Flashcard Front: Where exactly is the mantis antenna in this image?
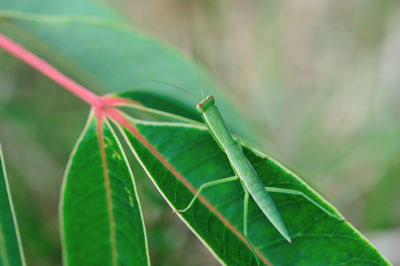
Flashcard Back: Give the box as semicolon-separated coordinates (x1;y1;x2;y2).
147;79;200;102
192;47;206;99
195;59;205;98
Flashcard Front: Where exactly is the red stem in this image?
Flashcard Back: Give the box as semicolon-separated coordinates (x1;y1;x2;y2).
0;33;101;107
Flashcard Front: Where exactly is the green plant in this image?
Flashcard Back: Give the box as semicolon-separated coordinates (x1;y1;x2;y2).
0;2;391;265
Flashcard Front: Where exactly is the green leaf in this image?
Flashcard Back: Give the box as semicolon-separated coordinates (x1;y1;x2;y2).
0;0;122;20
60;113;149;265
116;113;389;265
0;143;26;266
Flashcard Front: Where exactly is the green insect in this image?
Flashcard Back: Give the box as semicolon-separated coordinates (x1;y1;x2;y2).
174;94;342;250
147;79;341;263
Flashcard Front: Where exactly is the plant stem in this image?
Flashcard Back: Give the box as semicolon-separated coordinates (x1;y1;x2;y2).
0;33;101;107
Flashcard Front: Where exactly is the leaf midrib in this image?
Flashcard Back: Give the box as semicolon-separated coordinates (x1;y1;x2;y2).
96;116;117;266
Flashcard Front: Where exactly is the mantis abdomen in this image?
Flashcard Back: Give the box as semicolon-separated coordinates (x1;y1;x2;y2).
226;143;291;242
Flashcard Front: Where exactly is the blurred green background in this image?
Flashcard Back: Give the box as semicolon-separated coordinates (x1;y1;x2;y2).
1;0;399;265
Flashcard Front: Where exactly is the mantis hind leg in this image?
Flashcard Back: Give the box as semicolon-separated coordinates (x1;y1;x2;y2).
243;189;260;266
265;187;343;220
174;176;239;213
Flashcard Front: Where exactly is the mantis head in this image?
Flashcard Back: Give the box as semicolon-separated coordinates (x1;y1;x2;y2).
196;95;215;114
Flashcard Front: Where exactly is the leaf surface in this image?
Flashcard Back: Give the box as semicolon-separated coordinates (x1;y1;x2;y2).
115;111;390;265
60;113;149;265
0;143;25;266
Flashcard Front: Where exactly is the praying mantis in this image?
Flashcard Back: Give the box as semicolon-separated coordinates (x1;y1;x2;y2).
171;93;342;252
142;79;342;264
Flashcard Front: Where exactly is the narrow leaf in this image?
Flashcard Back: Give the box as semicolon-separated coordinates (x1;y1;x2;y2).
116;115;389;265
60;113;149;265
0;143;26;266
